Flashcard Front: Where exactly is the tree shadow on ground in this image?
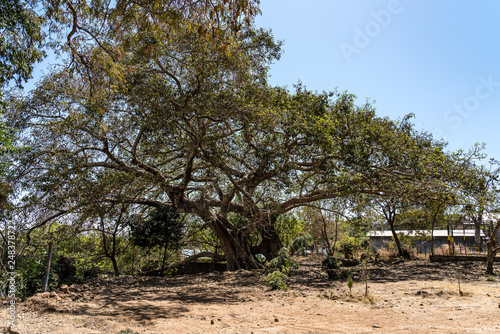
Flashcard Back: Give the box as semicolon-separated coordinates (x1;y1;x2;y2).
342;260;486;283
287;259;489;287
23;257;492;323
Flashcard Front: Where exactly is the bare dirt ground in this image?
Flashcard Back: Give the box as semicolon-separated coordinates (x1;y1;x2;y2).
3;257;500;334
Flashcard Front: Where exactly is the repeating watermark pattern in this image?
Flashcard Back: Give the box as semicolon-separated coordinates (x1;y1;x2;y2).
340;0;405;63
433;74;500;141
4;215;17;329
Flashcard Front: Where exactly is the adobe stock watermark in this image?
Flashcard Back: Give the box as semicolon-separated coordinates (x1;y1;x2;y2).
443;75;499;129
432;75;499;141
2;214;18;330
340;0;406;63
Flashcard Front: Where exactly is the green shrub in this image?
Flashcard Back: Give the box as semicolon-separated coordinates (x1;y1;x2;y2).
322;256;340;270
326;267;350;280
342;243;354;259
264;270;289;290
339;268;350;280
266;248;298;275
15;248;59;298
117;330;140;334
289;234;313;255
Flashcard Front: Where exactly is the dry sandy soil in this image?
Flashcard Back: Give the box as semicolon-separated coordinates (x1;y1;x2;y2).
3;257;500;334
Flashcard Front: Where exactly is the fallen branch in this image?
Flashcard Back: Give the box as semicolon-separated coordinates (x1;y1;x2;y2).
166;252;225;272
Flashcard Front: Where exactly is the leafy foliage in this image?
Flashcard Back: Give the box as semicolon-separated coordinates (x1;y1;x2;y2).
265;247;298;275
326;267;350;281
129;206;184;251
264;270;288;291
321;256;340;270
275;213;305;247
289;234;313;256
347;275;353;297
4;0;495;274
116;330;140;334
15;253;55;298
0;0;45;87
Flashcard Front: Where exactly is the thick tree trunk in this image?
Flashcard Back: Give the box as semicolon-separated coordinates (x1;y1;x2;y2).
251;221;284;260
210;220;262;271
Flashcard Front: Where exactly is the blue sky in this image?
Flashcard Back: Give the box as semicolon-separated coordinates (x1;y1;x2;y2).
255;0;500;161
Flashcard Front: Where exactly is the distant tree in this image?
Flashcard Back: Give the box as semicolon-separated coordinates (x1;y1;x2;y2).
461;158;500;251
300;200;352;256
274;213;304;249
129;206;185;274
94;203;130;277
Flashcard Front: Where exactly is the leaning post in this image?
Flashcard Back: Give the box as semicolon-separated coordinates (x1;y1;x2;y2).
42;242;54;292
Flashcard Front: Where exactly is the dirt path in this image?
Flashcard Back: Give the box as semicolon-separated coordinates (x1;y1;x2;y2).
3;259;500;333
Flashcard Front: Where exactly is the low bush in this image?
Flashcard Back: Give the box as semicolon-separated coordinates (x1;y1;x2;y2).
326;267;350;280
289;234;313;255
264;270;289;291
266;247;298;275
322;256;340;270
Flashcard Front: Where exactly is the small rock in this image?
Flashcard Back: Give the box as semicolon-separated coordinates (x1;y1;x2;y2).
210;320;214;325
69;285;80;292
373;324;382;328
59;284;70;294
416;290;429;296
274;318;279;322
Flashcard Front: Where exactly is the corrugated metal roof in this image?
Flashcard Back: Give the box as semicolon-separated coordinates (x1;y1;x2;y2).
367;230;486;238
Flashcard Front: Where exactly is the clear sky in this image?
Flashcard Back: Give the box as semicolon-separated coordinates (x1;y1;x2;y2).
255;0;500;161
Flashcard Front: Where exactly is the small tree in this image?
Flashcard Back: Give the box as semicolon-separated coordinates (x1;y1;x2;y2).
129;206;185;274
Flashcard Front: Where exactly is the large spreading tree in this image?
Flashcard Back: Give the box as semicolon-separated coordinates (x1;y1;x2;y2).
6;0;468;270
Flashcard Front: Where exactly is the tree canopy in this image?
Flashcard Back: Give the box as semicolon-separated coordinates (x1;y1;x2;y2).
4;0;497;271
0;0;45;88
